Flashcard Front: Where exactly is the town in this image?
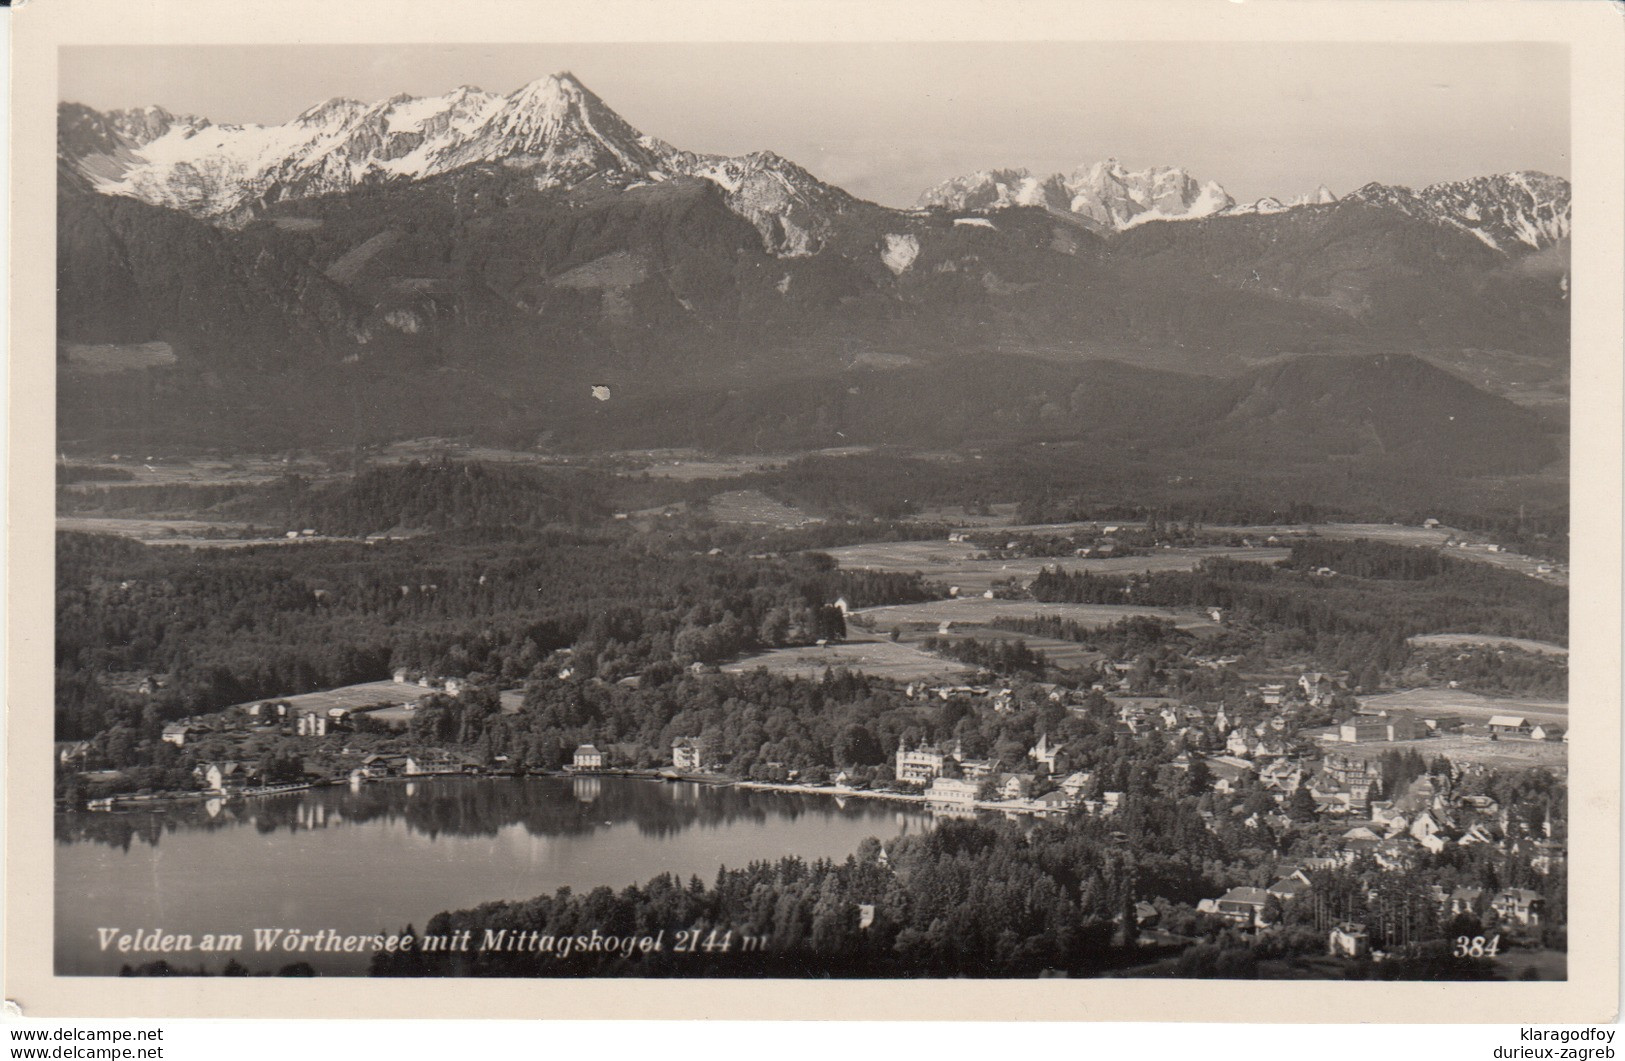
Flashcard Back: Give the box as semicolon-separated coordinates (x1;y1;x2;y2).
53;454;1569;979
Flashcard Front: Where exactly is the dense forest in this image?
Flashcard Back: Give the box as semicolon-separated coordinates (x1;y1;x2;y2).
53;529;911;745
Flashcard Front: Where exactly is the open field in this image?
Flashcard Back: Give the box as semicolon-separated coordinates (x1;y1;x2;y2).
894;628;1106;671
906;503;1023;528
58;456;325;488
706;489;823;527
62;341;178;374
1329;732;1567;771
824;539;1288;595
1358;687;1567;723
223;679;431;717
56;517;350;549
851;597;1222;633
1409;633;1568;656
723;636;973;682
614;450;791;480
56;517;260;543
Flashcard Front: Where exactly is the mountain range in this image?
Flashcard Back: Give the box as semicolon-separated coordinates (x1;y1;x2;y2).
56;72;1570;470
917;160;1340;231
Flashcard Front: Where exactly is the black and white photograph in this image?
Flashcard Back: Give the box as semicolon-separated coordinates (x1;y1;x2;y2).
7;0;1623;1026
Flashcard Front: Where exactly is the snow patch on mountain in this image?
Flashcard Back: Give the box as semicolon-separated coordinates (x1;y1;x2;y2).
881;234;920;275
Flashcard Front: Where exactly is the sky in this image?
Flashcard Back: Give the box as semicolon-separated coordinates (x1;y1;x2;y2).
59;42;1569;207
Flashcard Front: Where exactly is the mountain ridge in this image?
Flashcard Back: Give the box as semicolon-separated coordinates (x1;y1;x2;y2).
60;73;1571;257
55;72;1571;461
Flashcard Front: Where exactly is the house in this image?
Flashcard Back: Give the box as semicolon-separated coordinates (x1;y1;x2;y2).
1488;716;1533;739
161;722;201;747
1374;838;1420;871
1336;718;1385;743
1299;672;1336;706
1060;771;1095;799
572;744;606;770
1034;789;1075;815
957;758;997;781
1447;886;1484;916
1254;738;1289;760
1491;888;1545;926
1417;832;1449;854
1260;759;1311;795
1267;876;1312;903
1214;887;1272;928
393;668;411;684
1226;730;1257;757
1458;823;1497;847
926;777;979;804
1409;810;1447;842
1328;922;1369;959
1423;714;1464;734
1028;734;1065;774
1339;713;1420;743
998;773;1035;801
360;753;403;778
1204;755;1255;793
57;741;93;767
1385;714;1422;741
894;743;948;784
1530;723;1565;742
1323;752;1385;792
296;711;328;737
404;754;461;776
672;737;706;772
204;761;259;793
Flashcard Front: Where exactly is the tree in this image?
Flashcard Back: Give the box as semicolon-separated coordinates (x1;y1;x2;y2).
833;723;884;767
1286;787;1319;822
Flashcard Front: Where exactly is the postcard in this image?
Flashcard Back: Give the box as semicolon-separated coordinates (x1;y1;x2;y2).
6;0;1621;1021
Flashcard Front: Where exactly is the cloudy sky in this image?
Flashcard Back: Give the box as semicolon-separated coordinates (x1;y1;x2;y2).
60;42;1569;207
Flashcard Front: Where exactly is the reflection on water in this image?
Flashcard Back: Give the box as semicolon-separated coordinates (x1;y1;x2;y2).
55;777;935;975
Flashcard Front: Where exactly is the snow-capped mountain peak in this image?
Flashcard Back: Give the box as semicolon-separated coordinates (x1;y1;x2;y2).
1347;172;1570;250
56;72;866;256
919;159;1236;230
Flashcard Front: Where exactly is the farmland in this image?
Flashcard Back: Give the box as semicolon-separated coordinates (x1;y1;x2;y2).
823;538;1289;595
1328;732;1568;771
1356;687;1567;724
849;597;1223;633
57;456;324;489
222;679;433;718
55;516;363;549
61;341;178;374
723;635;974;682
705;489;823;527
1409;633;1568;656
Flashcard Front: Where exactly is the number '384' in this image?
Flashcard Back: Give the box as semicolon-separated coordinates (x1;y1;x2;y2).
1454;934;1500;957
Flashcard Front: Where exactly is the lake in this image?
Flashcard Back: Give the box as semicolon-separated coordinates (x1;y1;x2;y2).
55;776;935;975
